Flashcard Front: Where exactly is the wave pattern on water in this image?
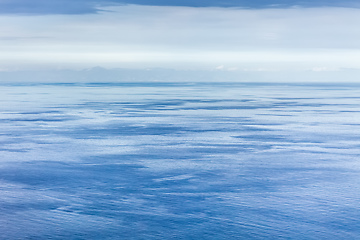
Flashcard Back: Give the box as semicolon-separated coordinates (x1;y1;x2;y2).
1;82;360;239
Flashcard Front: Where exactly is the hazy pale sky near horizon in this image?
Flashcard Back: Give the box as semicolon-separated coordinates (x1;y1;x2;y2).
1;0;360;71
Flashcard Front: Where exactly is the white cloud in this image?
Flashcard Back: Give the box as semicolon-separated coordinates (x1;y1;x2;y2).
1;5;360;70
215;65;224;70
311;67;340;72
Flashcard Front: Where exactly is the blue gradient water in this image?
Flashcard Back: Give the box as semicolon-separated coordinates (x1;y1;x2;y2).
1;82;360;239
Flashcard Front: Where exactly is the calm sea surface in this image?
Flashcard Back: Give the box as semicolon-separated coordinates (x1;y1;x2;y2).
1;82;360;239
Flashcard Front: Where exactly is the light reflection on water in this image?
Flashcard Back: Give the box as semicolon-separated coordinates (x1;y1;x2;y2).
1;82;360;239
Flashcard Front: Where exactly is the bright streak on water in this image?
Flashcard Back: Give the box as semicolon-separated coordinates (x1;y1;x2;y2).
1;82;360;239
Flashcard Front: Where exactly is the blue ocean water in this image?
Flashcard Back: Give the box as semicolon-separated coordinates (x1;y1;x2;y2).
1;82;360;239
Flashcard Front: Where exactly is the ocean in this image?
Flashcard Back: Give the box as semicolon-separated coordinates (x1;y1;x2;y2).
1;82;360;239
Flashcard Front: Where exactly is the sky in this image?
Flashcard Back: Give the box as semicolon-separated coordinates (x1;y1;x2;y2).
1;0;360;71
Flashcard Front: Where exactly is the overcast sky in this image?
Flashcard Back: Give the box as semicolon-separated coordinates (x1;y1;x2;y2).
1;0;360;71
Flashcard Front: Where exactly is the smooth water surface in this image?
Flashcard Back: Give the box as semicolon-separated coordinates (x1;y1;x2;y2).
1;82;360;239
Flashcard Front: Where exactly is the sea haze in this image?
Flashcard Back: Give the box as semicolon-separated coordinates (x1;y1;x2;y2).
1;82;360;239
